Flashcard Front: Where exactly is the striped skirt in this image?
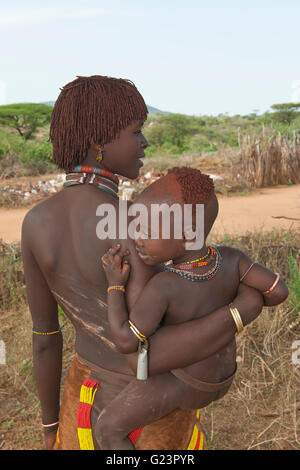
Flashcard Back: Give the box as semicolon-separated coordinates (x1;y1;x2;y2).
54;355;206;450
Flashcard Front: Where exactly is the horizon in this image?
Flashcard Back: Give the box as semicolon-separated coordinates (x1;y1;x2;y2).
1;1;300;116
2;99;299;118
0;100;289;117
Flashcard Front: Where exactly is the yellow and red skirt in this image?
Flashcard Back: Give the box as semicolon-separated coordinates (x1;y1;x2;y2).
54;355;205;450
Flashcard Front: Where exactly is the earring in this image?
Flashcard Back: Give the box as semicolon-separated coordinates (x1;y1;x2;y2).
96;145;103;162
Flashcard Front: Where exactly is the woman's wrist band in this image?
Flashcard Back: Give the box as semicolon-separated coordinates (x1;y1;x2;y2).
107;285;126;293
262;273;280;295
229;303;244;334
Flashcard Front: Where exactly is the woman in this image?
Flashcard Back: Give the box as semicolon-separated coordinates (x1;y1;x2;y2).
21;75;263;450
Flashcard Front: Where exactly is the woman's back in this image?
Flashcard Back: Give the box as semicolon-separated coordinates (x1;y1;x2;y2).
23;183;151;374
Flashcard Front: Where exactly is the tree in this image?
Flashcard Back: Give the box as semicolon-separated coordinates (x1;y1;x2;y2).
0;103;52;140
270;102;300;125
160;114;190;149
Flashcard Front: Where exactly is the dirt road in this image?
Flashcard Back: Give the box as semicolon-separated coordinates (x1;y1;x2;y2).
211;184;300;237
0;184;299;243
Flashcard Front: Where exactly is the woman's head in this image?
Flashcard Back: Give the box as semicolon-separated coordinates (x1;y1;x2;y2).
50;75;148;177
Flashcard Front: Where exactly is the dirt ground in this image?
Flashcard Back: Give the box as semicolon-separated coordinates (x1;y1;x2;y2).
210;184;300;237
0;183;299;243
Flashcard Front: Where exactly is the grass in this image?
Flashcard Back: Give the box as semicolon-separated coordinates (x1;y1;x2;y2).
0;228;299;450
203;363;300;450
0;240;75;449
204;229;300;450
287;254;300;315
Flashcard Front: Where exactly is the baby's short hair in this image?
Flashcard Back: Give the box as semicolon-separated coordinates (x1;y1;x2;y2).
137;166;217;240
166;167;215;205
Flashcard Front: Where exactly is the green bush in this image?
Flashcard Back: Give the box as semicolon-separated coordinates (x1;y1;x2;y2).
0;127;24;158
143;112;295;157
20;139;56;175
0;102;299;177
0;123;56;177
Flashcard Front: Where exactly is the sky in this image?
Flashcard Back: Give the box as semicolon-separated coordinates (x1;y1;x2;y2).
0;0;300;116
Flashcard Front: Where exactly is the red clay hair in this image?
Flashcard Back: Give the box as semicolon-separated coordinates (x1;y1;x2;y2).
167;167;215;204
50;75;148;172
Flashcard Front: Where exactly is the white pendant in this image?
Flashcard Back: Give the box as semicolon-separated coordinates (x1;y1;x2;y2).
137;340;148;380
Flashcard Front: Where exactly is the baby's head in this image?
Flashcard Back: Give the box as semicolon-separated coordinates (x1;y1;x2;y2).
133;167;218;265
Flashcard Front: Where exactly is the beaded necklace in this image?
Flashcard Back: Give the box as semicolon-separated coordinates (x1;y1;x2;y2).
63;165;119;199
175;260;210;270
174;247;214;270
162;246;222;282
178;247;211;264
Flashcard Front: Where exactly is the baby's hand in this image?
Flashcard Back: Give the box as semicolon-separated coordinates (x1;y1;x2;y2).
101;244;131;286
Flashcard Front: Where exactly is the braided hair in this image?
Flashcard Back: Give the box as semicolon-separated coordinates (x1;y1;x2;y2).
50;75;148;172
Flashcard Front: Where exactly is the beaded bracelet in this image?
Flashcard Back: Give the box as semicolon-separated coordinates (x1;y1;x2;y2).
32;326;63;335
107;285;126;293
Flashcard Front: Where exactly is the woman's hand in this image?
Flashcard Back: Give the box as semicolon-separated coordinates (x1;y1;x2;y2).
101;244;131;286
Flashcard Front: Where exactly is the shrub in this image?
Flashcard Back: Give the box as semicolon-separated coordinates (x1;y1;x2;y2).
20;139;56;175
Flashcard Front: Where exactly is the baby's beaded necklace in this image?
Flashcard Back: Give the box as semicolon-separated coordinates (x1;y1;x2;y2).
174;247;214;270
162;246;222;282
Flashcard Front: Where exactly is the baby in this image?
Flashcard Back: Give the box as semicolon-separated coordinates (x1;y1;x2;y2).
96;167;289;450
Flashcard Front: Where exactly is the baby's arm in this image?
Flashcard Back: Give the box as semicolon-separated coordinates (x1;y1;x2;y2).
101;245;168;354
237;250;289;306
